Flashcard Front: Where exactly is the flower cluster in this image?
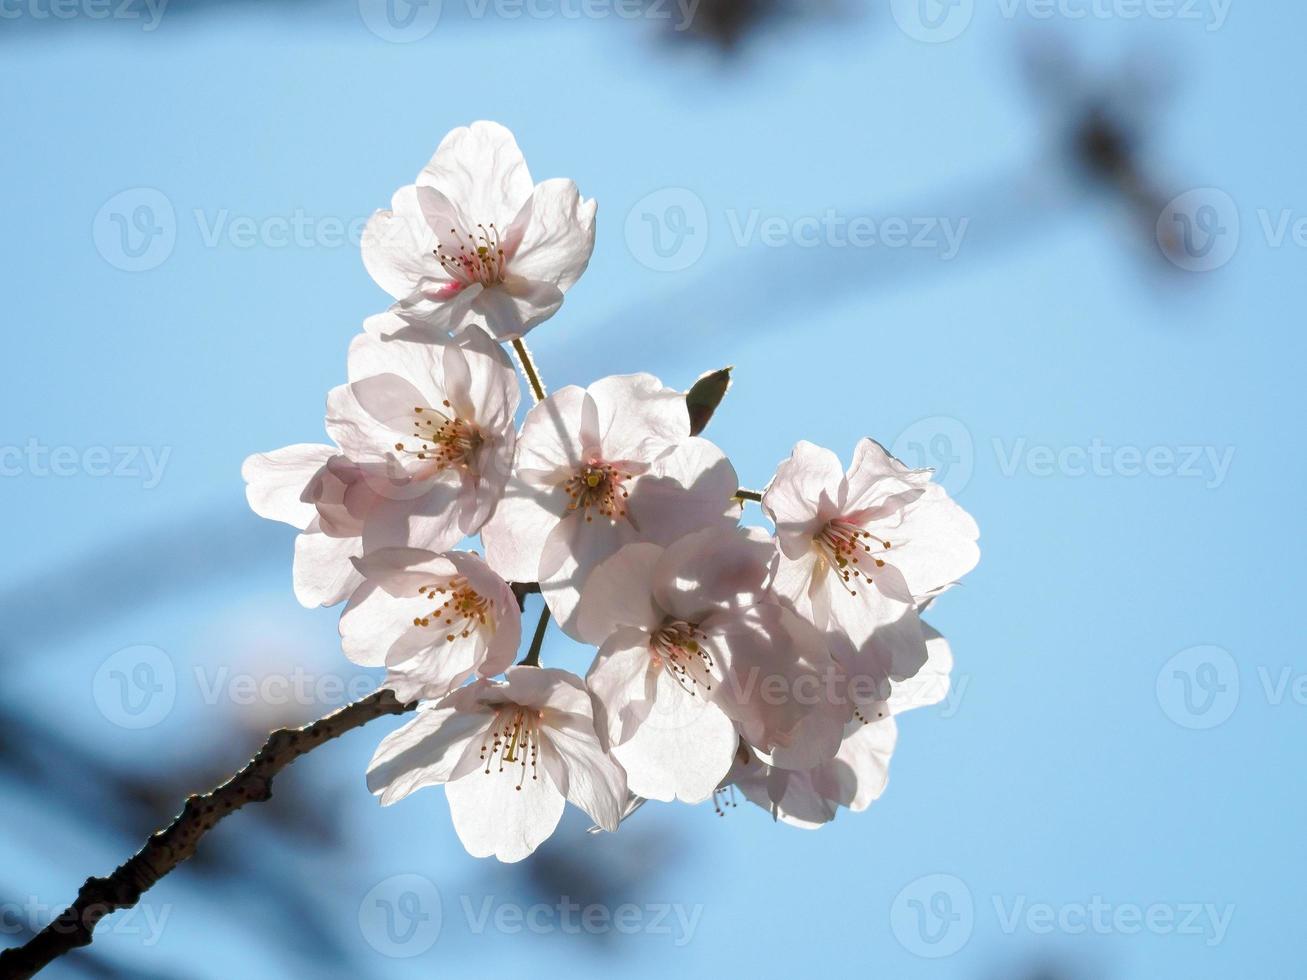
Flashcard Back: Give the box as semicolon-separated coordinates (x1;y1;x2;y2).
243;121;980;863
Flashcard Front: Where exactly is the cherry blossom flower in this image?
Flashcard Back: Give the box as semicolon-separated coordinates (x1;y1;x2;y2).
362;121;597;341
366;667;627;863
340;548;520;703
325;316;519;552
243;445;379;607
723;624;954;828
571;527;772;803
480;373;740;633
243;317;518;606
763;438;978;699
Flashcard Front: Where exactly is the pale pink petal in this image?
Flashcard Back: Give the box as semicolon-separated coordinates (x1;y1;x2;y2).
841;437;933;512
480;476;566;582
446;550;522;677
611;670;736;804
502;664;595;716
242;443;334;530
763;441;846;558
626;437;739;547
653;525;773;624
542;717;629;833
398;280;484;334
506;177;597;292
515;385;591;478
588;374;689;462
806;715;898;813
870;484;980;600
470;276;565;341
731;754;836;830
383;632;481;704
888;621;953;715
360;483;465;555
292;525;363;607
574;542;664;645
445;753;566;863
324;382;401;464
417;121;535;231
829;589;929;697
770;549;824;627
366;698;494;805
350;547;459;598
339;582;432;667
585;630;658;748
539;511;634;635
712;604;847;771
361;187;445;301
450;325;519;431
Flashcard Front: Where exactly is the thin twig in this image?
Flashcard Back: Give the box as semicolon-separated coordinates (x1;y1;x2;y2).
511;338;547;403
0;689;416;980
510;580;541;610
734;488;763;503
518;605;552;667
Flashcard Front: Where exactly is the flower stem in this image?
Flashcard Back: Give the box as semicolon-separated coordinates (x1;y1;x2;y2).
734;488;763;503
0;688;416;980
511;338;547;404
519;604;552;667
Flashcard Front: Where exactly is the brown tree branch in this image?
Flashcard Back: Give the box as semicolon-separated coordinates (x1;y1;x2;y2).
0;688;417;980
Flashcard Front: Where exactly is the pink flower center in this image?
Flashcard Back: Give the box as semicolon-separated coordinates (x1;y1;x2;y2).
564;462;631;523
814;518;891;595
434;222;507;288
393;402;482;472
650;620;715;695
411;577;492;643
479;705;542;791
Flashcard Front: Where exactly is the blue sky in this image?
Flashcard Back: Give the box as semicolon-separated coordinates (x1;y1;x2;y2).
2;2;1304;977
